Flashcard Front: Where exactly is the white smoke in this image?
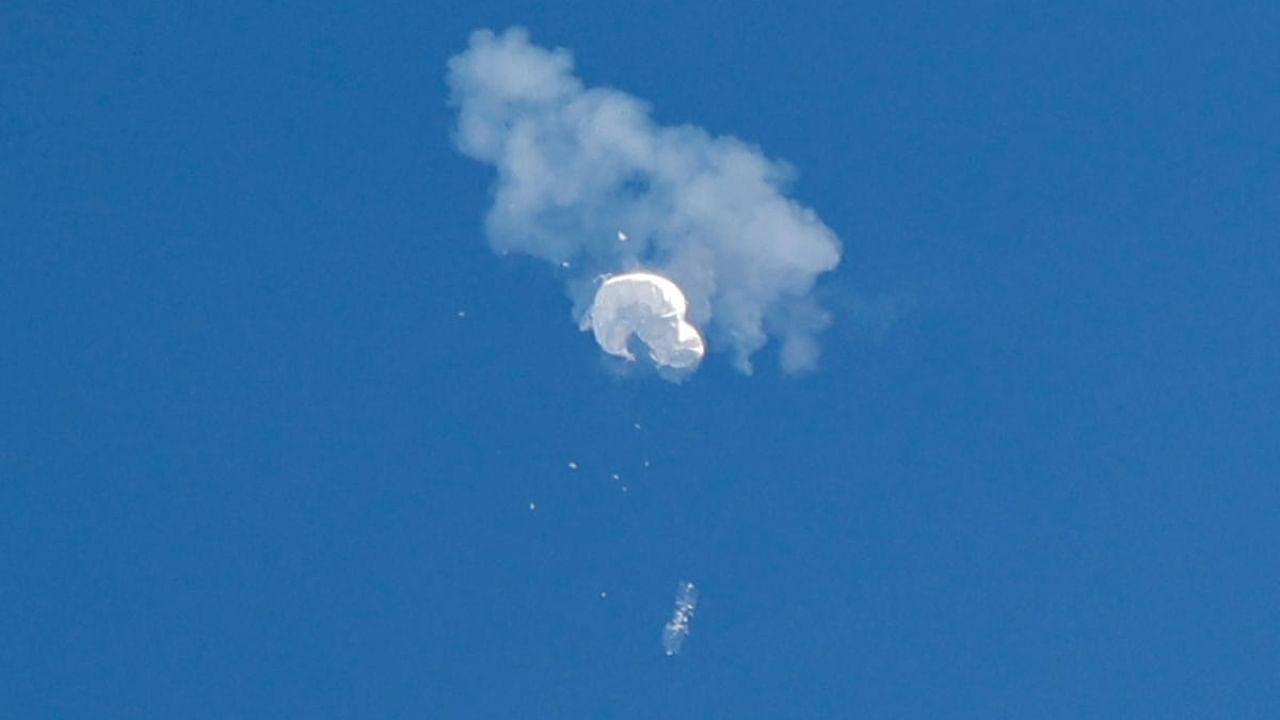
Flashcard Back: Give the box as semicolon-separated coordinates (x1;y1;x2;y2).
447;28;842;373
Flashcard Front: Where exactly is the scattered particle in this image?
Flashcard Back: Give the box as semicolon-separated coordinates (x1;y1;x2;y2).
528;501;537;511
620;485;628;493
643;460;651;468
617;231;628;242
568;461;578;470
560;260;571;268
633;422;642;430
600;591;608;598
457;310;466;318
610;473;621;481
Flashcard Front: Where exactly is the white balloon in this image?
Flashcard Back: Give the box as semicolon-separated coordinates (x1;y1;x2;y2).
583;272;705;369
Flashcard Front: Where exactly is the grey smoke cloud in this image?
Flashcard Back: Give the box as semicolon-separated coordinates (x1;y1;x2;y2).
447;28;842;373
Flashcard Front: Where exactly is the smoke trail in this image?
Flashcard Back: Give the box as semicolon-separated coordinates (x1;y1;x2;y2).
447;28;842;374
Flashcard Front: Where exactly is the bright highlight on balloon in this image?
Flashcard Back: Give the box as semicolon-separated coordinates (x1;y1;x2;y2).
583;272;705;370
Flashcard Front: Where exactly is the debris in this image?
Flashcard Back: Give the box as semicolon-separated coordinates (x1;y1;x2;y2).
662;581;698;655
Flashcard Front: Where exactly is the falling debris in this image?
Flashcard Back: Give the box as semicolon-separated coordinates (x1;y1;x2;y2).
617;230;628;242
600;591;608;599
528;501;537;511
567;461;578;470
633;422;642;430
643;460;651;468
662;581;698;655
584;272;705;370
457;310;467;318
610;473;621;481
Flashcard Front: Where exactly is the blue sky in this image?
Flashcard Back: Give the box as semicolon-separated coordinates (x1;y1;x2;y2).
3;2;1278;717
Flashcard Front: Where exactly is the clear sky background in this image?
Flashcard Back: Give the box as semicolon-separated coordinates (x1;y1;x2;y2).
4;2;1278;718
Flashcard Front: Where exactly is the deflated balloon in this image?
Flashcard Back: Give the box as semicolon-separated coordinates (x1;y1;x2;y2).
583;272;705;369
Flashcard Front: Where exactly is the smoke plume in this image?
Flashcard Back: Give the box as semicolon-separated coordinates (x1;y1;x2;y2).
447;28;842;373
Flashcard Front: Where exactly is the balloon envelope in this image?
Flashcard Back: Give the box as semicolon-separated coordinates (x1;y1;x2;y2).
584;272;705;369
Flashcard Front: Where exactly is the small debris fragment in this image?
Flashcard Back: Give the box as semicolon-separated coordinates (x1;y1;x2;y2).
568;461;578;470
